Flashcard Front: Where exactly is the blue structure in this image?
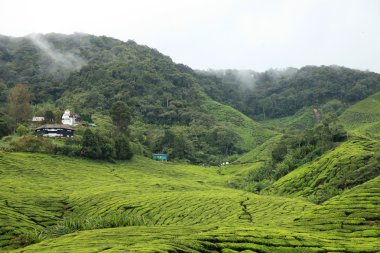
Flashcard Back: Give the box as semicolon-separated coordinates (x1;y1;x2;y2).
153;154;168;161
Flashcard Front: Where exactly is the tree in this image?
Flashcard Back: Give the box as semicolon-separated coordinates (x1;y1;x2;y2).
97;133;115;160
81;129;101;159
272;143;287;162
7;84;32;123
114;134;133;160
0;81;7;103
44;110;55;123
110;101;131;133
208;125;241;156
0;113;16;137
16;124;29;136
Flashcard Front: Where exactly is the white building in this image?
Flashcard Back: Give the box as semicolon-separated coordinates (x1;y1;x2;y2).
61;110;76;126
32;116;45;122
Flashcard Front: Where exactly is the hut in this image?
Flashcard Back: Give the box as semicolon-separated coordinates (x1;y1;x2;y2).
152;154;168;161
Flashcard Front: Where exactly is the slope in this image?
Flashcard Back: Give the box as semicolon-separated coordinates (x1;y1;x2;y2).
1;152;380;252
199;66;380;120
200;97;277;151
0;151;313;251
266;139;380;203
295;175;380;243
339;91;380;138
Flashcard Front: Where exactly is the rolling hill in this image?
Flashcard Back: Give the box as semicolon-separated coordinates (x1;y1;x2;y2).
0;33;380;252
1;151;379;252
339;91;380;138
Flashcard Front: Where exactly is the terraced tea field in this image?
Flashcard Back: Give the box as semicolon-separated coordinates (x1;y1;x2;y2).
1;151;380;252
339;91;380;138
267;139;380;203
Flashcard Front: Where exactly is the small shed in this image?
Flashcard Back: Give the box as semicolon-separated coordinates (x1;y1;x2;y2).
35;124;74;138
153;154;168;161
32;116;45;122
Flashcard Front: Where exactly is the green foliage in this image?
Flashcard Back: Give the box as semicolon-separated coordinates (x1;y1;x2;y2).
51;212;150;236
43;110;55;123
114;134;133;160
0;34;280;163
254;122;346;183
199;66;380;120
7;84;32;123
339;91;380;138
271;143;287;162
0;112;16;138
295;175;380;240
200;97;277;151
81;128;102;159
15;124;29;136
10;136;54;152
0;152;379;252
267;140;380;203
321;99;347;115
110;101;131;133
208;125;242;156
1;33;380;252
235;135;282;164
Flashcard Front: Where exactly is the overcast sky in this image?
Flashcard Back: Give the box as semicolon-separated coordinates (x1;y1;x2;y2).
1;0;379;73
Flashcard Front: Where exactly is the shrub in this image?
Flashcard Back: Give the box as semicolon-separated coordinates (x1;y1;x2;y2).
115;134;133;160
11;136;55;153
16;124;29;136
54;144;82;156
50;212;150;236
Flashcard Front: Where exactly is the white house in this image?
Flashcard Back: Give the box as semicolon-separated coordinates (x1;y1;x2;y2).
61;110;79;126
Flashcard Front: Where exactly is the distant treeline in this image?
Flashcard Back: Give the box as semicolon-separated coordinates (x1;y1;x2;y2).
198;66;380;120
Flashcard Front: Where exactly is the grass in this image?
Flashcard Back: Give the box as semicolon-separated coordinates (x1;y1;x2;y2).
0;151;379;252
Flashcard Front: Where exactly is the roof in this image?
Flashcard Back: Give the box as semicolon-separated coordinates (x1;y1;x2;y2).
35;124;74;130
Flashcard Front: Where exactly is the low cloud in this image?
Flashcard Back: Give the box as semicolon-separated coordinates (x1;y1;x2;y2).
28;33;86;74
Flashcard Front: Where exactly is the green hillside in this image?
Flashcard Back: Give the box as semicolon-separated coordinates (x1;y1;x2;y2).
266;139;380;203
0;34;278;163
199;66;380;120
259;107;316;131
339;91;380;138
1;33;380;253
200;97;277;151
1;152;379;252
295;174;380;237
234;135;282;164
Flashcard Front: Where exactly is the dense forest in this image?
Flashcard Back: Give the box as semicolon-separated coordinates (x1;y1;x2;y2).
198;67;380;120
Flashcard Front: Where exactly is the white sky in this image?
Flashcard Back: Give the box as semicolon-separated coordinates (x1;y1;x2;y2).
0;0;379;73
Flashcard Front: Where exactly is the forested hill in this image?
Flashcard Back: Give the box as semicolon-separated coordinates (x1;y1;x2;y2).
0;33;201;122
0;33;277;163
2;33;380;163
2;33;380;123
198;66;380;120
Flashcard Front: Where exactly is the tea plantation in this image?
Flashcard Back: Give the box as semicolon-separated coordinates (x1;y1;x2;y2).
1;151;379;252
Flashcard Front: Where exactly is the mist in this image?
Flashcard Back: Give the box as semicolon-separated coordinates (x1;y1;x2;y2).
27;33;86;74
201;67;298;90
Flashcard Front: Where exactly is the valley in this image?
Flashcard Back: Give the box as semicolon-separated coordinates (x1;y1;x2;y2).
0;33;379;252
